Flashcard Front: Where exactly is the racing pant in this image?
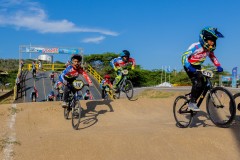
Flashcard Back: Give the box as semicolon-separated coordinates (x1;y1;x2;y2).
184;66;205;103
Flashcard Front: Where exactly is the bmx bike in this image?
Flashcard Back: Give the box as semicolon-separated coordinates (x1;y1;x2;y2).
63;80;89;130
173;69;236;128
113;69;134;100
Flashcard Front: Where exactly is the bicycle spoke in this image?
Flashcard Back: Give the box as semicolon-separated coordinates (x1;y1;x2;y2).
173;96;192;128
72;101;81;130
206;87;236;127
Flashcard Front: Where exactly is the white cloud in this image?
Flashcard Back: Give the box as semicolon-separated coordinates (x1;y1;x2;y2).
0;0;119;36
82;36;106;43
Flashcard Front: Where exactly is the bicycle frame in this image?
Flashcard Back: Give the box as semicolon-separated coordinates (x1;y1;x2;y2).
117;74;128;92
196;76;212;108
182;73;223;113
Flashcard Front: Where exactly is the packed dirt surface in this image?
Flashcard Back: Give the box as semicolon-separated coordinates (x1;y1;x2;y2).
0;93;240;160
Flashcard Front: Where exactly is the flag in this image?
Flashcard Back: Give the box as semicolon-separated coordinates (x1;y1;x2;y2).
232;67;237;88
166;66;171;73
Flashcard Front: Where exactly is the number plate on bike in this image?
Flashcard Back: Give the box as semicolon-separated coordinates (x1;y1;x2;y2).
122;69;128;75
202;70;213;78
73;80;84;90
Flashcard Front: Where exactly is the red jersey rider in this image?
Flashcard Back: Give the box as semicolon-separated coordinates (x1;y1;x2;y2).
58;54;92;107
182;27;224;111
110;50;136;92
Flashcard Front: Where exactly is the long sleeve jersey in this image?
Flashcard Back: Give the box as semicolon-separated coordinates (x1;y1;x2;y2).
110;57;136;69
100;79;112;89
182;42;221;68
59;65;92;84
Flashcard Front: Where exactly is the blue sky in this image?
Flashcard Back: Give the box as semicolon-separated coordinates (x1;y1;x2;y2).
0;0;240;72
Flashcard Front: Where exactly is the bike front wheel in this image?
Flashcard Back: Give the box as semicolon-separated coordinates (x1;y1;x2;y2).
64;106;70;120
233;92;240;112
71;100;81;130
113;88;121;99
173;96;193;128
124;80;134;100
206;87;236;128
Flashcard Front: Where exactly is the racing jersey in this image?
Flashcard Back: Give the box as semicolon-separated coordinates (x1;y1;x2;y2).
59;65;92;84
182;42;221;68
110;57;136;70
100;79;112;89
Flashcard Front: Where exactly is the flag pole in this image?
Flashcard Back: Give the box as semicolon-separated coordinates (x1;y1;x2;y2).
161;66;163;84
165;66;166;82
169;66;170;83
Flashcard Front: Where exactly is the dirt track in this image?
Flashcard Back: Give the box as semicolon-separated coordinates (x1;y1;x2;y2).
0;96;240;160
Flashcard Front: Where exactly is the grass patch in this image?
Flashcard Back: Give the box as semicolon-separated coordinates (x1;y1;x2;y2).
137;89;174;98
0;137;21;152
0;95;14;104
8;107;23;115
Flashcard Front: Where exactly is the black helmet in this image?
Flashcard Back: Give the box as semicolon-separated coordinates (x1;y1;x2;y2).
120;50;130;57
71;54;82;62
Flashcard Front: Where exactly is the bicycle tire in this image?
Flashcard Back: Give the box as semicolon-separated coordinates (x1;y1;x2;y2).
104;90;109;100
206;87;236;128
173;95;193;128
71;100;81;130
233;92;240;111
125;80;134;100
114;89;121;99
64;107;70;120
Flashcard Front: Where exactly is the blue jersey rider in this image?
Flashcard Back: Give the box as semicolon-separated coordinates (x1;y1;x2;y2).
58;54;92;107
110;50;136;92
182;27;224;111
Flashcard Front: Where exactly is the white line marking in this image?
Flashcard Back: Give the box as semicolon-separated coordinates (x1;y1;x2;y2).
3;104;17;160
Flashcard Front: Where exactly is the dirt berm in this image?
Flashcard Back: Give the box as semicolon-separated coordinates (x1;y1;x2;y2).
0;96;239;160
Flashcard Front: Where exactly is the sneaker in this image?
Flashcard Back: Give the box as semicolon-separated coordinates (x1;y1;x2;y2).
62;101;67;108
188;102;200;111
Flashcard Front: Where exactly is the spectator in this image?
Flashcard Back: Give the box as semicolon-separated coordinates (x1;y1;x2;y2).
16;74;21;92
83;89;93;100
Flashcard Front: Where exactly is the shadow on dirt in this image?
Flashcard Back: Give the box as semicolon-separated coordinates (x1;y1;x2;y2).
189;111;214;128
79;100;114;130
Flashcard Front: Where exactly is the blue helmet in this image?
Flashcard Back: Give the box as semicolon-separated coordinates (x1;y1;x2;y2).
120;50;130;57
199;27;224;51
120;50;130;62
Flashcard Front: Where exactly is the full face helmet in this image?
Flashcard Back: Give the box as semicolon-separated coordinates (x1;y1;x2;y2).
120;50;130;62
104;74;110;79
199;27;224;52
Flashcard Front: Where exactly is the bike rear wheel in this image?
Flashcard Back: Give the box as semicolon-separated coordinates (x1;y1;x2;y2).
173;96;193;128
124;80;134;100
71;100;81;130
206;87;236;128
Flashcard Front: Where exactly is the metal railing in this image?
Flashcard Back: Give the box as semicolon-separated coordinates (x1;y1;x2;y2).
24;64;66;71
